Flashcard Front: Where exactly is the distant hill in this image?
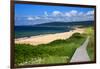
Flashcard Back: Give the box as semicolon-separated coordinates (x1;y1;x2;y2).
34;21;94;27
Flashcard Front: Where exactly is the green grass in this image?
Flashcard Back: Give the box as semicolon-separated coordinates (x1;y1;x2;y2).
86;27;95;61
85;27;94;36
15;33;86;66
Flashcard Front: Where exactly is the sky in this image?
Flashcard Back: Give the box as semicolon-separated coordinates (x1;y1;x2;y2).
15;4;95;26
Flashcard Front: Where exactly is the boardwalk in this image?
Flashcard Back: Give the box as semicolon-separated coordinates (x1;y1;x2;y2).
70;37;90;62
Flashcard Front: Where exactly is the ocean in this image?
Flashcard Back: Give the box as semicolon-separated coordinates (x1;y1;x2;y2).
15;21;93;38
15;26;71;38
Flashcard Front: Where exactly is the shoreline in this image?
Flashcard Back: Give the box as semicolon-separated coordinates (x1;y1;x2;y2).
15;28;86;45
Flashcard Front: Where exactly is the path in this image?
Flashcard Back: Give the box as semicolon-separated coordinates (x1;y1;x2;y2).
70;37;90;62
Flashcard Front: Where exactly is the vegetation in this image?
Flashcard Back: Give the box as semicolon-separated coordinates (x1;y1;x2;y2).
86;27;95;61
15;33;86;66
14;26;95;66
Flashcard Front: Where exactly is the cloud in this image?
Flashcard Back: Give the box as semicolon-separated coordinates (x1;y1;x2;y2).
35;16;40;19
27;16;41;21
15;10;94;26
65;10;84;17
70;10;78;16
65;12;71;17
78;12;85;16
52;11;63;16
86;10;94;15
44;11;48;16
27;17;34;20
48;10;94;22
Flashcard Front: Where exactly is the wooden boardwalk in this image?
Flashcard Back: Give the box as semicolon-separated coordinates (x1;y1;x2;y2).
70;37;90;62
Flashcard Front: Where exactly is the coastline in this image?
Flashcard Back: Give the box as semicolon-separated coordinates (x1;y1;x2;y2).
15;28;86;45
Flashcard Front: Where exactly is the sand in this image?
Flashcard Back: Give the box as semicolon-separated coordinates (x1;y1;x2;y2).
15;28;86;45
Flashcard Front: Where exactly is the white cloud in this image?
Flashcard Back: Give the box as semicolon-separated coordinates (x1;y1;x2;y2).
44;11;48;16
65;10;81;17
78;12;84;16
52;10;78;17
17;10;94;25
50;10;94;22
70;10;78;16
27;17;34;20
52;11;63;16
35;16;40;19
86;10;94;15
65;12;71;17
27;16;40;21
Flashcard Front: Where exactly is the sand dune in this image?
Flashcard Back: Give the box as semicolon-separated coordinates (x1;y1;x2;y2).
15;28;85;45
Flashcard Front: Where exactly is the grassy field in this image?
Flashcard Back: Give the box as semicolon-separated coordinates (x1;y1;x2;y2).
15;33;86;66
86;27;95;61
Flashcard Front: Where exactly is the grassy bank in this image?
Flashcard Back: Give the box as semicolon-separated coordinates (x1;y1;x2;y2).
15;33;86;66
86;27;95;61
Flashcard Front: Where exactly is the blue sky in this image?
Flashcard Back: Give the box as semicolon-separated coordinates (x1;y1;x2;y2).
15;4;94;26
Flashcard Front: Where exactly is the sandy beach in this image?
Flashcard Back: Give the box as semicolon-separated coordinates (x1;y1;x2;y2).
15;28;86;45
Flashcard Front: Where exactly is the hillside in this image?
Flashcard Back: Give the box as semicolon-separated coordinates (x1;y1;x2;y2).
34;21;94;27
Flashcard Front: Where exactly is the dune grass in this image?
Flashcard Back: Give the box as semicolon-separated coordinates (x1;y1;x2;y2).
86;27;95;61
15;33;86;66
